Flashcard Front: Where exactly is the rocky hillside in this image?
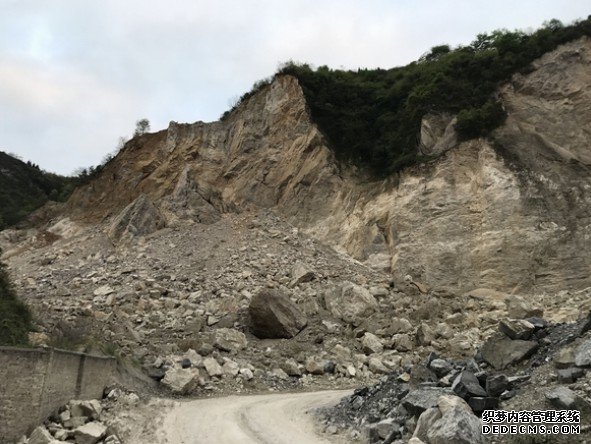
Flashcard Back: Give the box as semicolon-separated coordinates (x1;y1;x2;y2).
2;26;591;444
38;36;591;296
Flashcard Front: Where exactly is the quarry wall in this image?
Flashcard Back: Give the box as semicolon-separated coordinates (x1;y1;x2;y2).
0;346;116;443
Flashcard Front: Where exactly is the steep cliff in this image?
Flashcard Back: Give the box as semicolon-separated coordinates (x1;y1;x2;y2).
60;37;591;295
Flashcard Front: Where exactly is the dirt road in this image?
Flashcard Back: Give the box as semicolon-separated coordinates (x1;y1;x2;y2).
159;390;351;444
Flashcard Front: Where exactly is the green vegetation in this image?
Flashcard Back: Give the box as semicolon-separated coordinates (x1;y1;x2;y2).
0;151;80;228
0;119;149;228
0;249;32;346
133;118;151;137
228;17;591;175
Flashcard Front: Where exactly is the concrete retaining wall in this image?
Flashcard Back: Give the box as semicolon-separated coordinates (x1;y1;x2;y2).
0;347;116;443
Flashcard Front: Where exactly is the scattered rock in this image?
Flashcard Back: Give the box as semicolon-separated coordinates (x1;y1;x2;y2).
480;336;538;369
426;403;485;444
222;359;240;377
554;347;576;369
305;358;326;375
290;261;315;285
574;338;591;367
451;371;487;399
93;285;115;297
486;374;509;397
324;282;378;325
211;328;247;352
557;367;585;383
69;400;102;420
413;407;442;442
203;357;223;377
545;387;580;409
161;368;200;394
416;323;434;346
239;368;254;380
467;396;498;413
362;332;384;354
281;358;302;377
437;395;472;415
402;387;452;416
368;357;389;374
392;334;413;352
28;426;54;444
73;421;107;444
506;295;543;319
389;317;413;334
429;359;453;378
499;318;535;340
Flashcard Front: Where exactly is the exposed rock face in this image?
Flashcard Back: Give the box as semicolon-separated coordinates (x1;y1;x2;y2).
249;288;307;339
58;37;591;294
107;194;166;243
417;113;458;157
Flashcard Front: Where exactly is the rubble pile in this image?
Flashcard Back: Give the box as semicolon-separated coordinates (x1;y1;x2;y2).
322;312;591;443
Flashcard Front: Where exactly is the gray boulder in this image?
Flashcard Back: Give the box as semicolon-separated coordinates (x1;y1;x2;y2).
212;328;247;352
480;336;538;369
545;387;580;409
452;371;487;399
575;338;591;367
413;407;442;442
74;422;107;444
506;295;543;319
69;400;102;420
324;282;378;325
161;368;200;394
290;261;315;285
362;332;384;354
249;289;307;339
28;427;54;444
402;387;452;416
426;406;485;444
499;319;535;340
203;357;223;377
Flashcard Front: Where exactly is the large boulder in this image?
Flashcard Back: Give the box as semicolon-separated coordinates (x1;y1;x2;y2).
249;289;307;339
74;422;107;444
505;295;543;319
545;387;580;410
212;328;247;352
362;332;384;354
28;426;55;444
452;371;487;399
426;403;485;444
575;338;591;367
402;387;452;416
161;368;200;395
290;261;316;286
324;282;378;325
499;318;535;340
69;400;102;420
480;336;538;369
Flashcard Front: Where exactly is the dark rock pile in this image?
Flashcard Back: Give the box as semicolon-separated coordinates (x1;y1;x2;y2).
322;312;591;443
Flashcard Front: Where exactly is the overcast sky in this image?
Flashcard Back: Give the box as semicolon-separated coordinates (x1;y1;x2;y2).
1;1;589;174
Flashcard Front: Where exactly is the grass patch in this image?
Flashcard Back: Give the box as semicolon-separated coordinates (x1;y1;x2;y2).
0;250;32;346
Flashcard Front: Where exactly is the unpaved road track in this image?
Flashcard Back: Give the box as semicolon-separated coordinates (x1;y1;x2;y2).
160;390;351;444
